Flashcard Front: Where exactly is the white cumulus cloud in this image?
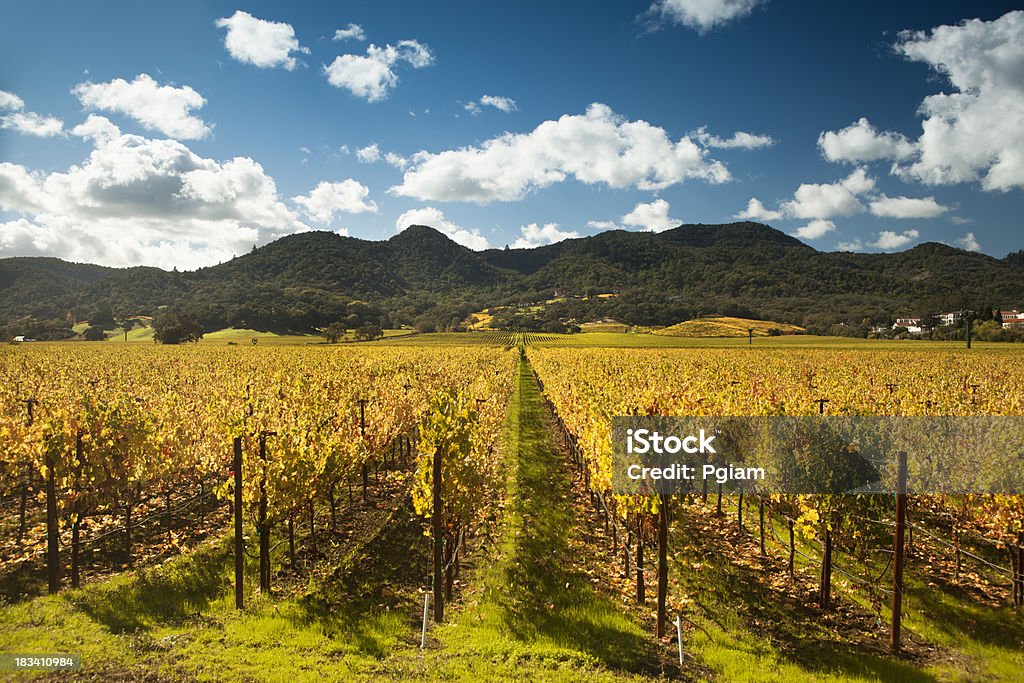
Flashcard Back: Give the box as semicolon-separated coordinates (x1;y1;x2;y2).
734;197;782;221
215;10;309;70
0;162;48;213
324;40;434;102
511;222;579;248
333;24;366;41
392;103;730;204
70;114;122;145
868;194;949;219
354;143;408;169
384;152;409;170
791;219;836;240
955;232;981;251
0;89;64;137
894;11;1024;190
356;143;381;163
480;95;517;112
73;74;211;140
780;168;874;219
394;206;489;250
693;126;774;149
818;117;916;163
821;12;1024;191
871;229;920;250
0;90;25;111
650;0;767;32
0;127;310;269
621;199;681;232
1;111;64;137
464;95;518;116
292;180;377;224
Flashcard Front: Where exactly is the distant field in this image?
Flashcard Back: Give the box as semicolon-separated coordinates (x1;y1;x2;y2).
64;326;414;345
654;316;805;338
578;321;629;333
376;330;1014;351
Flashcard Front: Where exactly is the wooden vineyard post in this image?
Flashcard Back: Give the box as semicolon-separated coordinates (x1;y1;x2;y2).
18;461;29;545
432;446;444;623
359;399;368;502
1017;531;1023;609
656;495;669;638
45;442;59;594
820;527;832;609
624;530;631;577
287;516;296;568
701;470;708;504
19;398;38;546
759;499;766;557
738;486;744;531
124;492;133;566
891;451;908;651
233;436;244;610
258;431;276;594
71;432;83;589
637;532;646;605
788;519;795;577
328;483;337;531
308;499;316;558
164;488;172;546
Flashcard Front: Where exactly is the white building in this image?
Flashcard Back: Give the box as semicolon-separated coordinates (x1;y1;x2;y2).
893;317;924;334
1000;310;1024;328
938;311;964;327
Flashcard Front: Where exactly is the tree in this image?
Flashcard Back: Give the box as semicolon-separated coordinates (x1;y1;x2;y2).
89;305;116;329
354;323;383;341
323;322;347;344
120;318;138;342
153;312;203;344
82;326;107;341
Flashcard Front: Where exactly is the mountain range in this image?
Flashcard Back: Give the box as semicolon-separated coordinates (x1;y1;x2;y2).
2;222;1023;338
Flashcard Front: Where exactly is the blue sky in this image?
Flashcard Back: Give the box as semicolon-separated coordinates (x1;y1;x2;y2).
1;0;1022;269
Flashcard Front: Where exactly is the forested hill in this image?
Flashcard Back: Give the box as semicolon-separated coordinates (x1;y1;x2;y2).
2;222;1023;337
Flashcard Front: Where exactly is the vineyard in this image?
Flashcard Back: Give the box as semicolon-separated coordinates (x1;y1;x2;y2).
528;346;1024;677
0;339;1021;681
0;345;517;603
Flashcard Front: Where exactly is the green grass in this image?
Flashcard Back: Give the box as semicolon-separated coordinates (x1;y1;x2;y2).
0;490;426;680
672;496;1024;682
71;321;155;342
385;358;656;681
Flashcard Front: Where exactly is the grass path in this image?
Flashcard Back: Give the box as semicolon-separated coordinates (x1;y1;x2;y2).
371;357;660;681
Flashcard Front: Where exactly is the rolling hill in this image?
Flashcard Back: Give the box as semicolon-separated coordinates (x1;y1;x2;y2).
2;222;1023;338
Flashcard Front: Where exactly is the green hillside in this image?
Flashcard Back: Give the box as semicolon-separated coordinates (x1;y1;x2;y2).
3;223;1024;339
